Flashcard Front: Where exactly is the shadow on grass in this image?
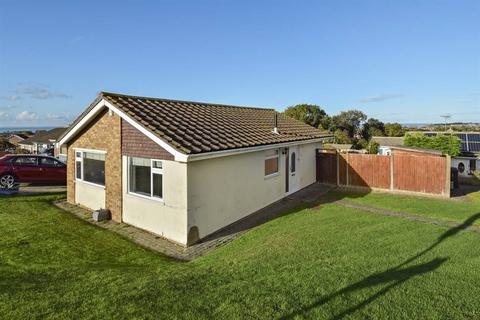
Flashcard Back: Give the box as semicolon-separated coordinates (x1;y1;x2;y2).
280;212;480;320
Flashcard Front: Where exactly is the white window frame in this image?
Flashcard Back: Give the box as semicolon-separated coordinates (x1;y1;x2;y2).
127;157;164;202
264;149;280;178
74;148;106;188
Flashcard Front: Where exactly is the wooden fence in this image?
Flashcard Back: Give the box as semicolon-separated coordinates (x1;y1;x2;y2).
316;149;451;197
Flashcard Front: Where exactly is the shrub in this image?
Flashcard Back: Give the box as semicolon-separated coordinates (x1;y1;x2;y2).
404;133;461;156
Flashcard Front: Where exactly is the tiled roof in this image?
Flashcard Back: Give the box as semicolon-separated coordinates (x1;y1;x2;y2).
87;92;330;155
372;136;404;147
22;128;67;144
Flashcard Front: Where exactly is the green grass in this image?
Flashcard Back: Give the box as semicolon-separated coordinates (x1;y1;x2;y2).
1;193;480;319
328;190;480;226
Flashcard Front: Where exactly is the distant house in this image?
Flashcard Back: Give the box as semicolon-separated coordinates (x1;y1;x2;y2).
58;92;331;246
371;136;404;155
7;133;31;146
18;128;67;154
323;143;353;152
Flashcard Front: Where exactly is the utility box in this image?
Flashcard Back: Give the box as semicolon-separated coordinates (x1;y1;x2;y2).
92;209;111;222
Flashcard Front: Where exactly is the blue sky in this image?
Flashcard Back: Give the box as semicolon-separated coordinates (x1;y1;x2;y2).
0;0;479;128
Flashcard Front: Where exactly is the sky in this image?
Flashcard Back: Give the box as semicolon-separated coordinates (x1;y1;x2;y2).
0;0;479;128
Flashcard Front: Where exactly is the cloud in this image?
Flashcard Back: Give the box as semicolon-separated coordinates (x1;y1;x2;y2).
15;85;71;100
70;35;85;44
46;113;72;121
0;105;18;111
0;111;9;120
358;94;405;103
0;95;21;101
16;111;38;121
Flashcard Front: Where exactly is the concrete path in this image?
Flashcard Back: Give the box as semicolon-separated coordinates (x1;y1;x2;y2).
19;185;66;195
333;199;480;234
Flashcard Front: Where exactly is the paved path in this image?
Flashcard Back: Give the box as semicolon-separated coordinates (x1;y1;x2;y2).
19;185;66;195
333;199;480;233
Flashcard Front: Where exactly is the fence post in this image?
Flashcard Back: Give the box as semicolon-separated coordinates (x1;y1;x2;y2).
445;155;451;197
346;152;349;186
336;151;340;186
390;153;394;191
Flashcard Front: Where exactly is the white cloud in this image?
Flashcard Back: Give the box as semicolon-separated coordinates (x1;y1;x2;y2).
0;95;21;101
15;85;71;100
46;113;71;121
0;111;9;120
358;94;405;103
16;111;38;121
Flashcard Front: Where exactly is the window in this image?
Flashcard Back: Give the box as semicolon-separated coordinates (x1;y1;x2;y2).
39;157;64;167
14;157;38;166
75;150;105;186
129;157;163;199
264;150;279;177
291;152;296;173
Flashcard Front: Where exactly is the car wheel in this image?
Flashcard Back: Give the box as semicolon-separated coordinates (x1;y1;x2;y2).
0;174;16;188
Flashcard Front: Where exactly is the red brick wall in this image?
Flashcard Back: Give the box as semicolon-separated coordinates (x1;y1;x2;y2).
67;109;123;221
121;120;174;160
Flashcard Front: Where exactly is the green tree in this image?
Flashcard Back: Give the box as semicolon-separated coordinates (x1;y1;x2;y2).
331;110;367;139
318;114;332;131
366;140;380;154
333;129;352;144
283;104;327;128
362;118;385;140
384;123;405;137
404;133;461;156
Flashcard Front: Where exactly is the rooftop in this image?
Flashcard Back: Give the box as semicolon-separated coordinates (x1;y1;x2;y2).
67;92;331;155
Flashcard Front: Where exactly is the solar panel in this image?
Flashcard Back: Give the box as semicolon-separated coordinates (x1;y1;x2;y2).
461;142;468;151
455;133;467;140
425;133;437;137
469;134;480;142
469;142;480;152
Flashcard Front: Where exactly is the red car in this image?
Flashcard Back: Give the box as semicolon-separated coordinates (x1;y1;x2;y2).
0;155;66;188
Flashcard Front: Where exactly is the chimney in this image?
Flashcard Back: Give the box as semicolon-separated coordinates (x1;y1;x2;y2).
272;112;279;134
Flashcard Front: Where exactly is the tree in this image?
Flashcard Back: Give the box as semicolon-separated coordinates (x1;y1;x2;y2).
366;140;380;154
384;123;405;137
318;114;332;131
404;133;461;156
331;110;367;139
333;129;352;144
362;118;385;140
283;104;327;128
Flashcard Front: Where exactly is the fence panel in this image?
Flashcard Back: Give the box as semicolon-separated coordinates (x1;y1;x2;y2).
316;149;449;197
393;153;446;194
316;151;337;184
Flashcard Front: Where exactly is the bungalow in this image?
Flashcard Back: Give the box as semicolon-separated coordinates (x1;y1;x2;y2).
19;128;67;154
58;92;331;246
7;133;31;146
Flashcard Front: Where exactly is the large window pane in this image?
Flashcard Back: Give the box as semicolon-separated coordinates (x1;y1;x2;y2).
83;152;105;185
130;157;151;196
152;173;163;198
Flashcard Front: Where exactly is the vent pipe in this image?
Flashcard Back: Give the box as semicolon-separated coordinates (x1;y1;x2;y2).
272;113;279;134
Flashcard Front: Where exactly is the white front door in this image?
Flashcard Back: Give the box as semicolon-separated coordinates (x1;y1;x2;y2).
287;146;300;194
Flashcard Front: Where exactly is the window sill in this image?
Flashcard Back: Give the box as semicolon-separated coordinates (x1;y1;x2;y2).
75;179;105;189
264;172;280;180
126;192;165;204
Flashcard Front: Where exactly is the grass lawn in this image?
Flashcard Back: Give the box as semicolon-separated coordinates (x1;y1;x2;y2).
327;190;480;226
1;193;480;319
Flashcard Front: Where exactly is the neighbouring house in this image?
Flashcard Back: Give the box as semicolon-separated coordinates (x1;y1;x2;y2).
18;128;67;155
323;143;353;152
452;156;479;178
58;92;331;246
7;133;31;146
371;136;404;155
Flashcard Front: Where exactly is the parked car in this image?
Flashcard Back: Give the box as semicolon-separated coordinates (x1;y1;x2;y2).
0;154;66;188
